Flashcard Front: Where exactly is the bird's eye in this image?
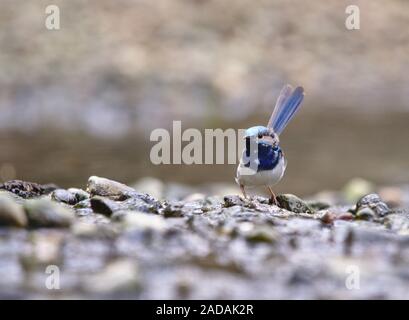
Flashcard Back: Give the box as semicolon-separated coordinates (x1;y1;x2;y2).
258;134;263;139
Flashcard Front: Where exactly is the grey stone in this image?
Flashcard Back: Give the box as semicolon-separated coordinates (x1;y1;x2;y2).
90;196;121;217
355;207;376;221
24;199;74;228
90;194;160;217
0;180;57;199
51;189;78;205
162;202;184;218
68;188;90;202
224;195;244;207
87;176;135;200
307;200;330;211
355;193;389;217
0;193;27;227
276;194;314;214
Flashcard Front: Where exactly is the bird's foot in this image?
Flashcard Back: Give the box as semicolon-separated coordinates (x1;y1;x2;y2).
267;186;278;206
268;195;278;206
240;184;247;200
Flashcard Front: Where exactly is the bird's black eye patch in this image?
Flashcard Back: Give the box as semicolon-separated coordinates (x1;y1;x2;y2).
258;134;263;139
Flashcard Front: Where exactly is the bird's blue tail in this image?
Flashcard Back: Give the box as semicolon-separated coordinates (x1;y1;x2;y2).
267;85;305;135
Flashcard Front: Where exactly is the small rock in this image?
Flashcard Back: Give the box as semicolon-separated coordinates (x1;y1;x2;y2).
0;193;27;227
276;194;313;214
87;176;135;200
90;196;121;217
307;200;330;211
224;195;244;207
338;212;354;221
51;189;78;205
123;195;161;213
355;193;389;217
0;180;57;199
0;190;24;205
68;188;90;202
24;199;75;228
202;196;223;212
321;211;354;224
355;207;376;221
320;211;336;224
91;194;161;217
162;202;184;218
73;199;91;209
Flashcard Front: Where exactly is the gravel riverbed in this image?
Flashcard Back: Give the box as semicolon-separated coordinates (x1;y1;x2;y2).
0;176;409;299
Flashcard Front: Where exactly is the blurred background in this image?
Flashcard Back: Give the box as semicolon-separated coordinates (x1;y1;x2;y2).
1;0;409;196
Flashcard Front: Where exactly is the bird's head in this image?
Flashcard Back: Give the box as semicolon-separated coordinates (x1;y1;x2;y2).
244;126;279;146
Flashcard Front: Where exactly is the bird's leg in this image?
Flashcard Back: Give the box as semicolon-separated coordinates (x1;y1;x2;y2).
240;184;247;199
267;186;277;205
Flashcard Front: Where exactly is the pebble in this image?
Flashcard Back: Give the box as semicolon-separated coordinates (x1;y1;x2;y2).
355;193;389;217
51;189;78;205
307;200;330;211
0;176;408;299
276;194;314;214
90;195;161;217
355;207;376;221
87;176;135;200
90;196;121;217
0;193;27;227
0;180;57;199
24;199;75;228
162;202;184;218
320;211;337;224
68;188;90;202
223;195;245;207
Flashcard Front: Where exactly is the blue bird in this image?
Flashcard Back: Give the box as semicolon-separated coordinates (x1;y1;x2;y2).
236;84;305;204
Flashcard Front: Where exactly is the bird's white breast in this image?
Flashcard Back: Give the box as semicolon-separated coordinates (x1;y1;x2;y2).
236;156;287;187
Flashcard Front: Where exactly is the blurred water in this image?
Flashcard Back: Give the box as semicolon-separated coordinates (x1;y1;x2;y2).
1;110;409;196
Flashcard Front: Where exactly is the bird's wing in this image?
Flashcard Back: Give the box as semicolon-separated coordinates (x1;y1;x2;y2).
267;85;304;136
